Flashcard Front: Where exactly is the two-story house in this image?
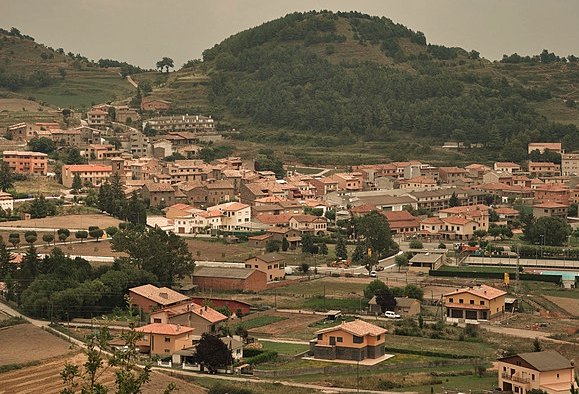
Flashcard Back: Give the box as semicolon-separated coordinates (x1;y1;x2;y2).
149;302;228;335
443;284;506;322
244;253;285;281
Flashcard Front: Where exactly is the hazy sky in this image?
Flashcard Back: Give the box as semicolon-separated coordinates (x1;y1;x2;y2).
2;0;579;69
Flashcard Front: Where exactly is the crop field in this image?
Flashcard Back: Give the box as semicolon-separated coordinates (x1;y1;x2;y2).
0;352;206;394
0;324;74;366
0;214;122;229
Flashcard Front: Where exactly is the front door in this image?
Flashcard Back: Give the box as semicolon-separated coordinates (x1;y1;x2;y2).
329;336;336;345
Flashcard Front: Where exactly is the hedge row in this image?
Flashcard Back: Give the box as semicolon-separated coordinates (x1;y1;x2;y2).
244;350;278;365
429;270;562;283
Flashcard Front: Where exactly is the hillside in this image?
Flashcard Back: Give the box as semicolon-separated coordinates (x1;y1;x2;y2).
0;27;137;109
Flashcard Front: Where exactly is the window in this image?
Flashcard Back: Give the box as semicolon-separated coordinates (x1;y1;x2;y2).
337;337;343;343
353;336;363;344
153;318;162;323
317;334;323;340
480;301;485;305
459;299;464;304
470;300;474;305
164;337;171;343
532;374;535;381
164;349;170;353
449;298;454;303
377;335;381;340
557;373;560;379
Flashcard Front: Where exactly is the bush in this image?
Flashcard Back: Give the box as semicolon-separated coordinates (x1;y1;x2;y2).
377;380;401;389
242;348;263;358
245;350;278;365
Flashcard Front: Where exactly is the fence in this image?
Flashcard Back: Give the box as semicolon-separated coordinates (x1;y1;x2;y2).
429;270;562;283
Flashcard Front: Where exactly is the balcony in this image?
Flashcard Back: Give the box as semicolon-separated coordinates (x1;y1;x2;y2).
501;372;530;384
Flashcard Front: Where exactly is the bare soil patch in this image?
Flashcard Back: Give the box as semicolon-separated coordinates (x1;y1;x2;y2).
246;311;322;338
0;98;53;112
186;238;261;262
0;324;74;366
0;214;121;230
37;239;126;258
0;352;206;394
544;296;579;317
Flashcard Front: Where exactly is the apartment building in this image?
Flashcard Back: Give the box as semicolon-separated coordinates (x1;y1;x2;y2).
2;151;48;175
143;114;214;133
62;164;112;188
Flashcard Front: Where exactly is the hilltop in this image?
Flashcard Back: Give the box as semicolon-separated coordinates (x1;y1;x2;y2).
3;13;579;166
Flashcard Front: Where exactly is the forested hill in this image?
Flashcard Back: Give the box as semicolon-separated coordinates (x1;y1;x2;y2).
199;11;579;161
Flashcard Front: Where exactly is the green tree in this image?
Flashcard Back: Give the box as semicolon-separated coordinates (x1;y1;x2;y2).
0;161;13;192
265;239;281;252
318;242;328;255
363;279;388;299
351;243;366;263
57;228;70;243
355;211;397;258
281;237;289;251
299;262;310;273
89;227;104;242
29;196;56;218
533;337;542;352
8;233;20;248
403;284;424;300
42;233;54;245
105;226;118;238
449;192;459;207
524;216;571;246
28;136;56;153
301;233;316;254
395;254;409;272
335;236;348;260
0;236;14;279
156;57;174;73
193;333;232;373
111;226;194;287
409;239;423;249
24;230;37;245
75;230;88;243
71;173;82;191
376;287;397;313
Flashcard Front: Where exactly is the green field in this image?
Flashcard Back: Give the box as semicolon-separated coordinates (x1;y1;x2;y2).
260;341;309;355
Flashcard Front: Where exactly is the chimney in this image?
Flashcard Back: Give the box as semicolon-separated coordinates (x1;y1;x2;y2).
200;308;203;315
159;292;168;299
176;324;180;332
204;305;208;311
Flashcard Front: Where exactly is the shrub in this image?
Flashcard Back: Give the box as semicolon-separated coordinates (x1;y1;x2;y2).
245;350;278;365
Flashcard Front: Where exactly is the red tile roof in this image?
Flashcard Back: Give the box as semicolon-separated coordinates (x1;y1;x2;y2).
151;302;228;324
444;284;506;300
316;319;387;337
136;323;194;336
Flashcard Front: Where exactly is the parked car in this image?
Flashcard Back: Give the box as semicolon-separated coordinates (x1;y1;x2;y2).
384;311;401;319
369;270;377;277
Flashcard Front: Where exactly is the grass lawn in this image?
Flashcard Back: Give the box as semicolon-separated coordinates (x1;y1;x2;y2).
12;178;65;196
260;341;309;355
263;277;367;297
237;316;287;330
302;296;366;312
539;288;579;299
441;264;516;273
396;374;497;393
187;376;313;394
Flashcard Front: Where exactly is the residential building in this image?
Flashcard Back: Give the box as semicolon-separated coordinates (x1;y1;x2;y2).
408;188;485;212
244;253;286;281
399;176;437;190
561;153;579;176
143;114;214;133
465;163;491;179
149;302;227;335
205;180;236;206
528;142;562;155
382;210;420;235
62;164;112;188
85;144;122;160
187;297;251;316
266;227;302;249
532;202;568;219
87;108;108;130
50;129;82;146
409;253;444;271
349;194;417;212
207;201;251;231
443;284;506;322
438;204;490;231
128;284;189;313
494;162;521;174
115;107;140;124
0;191;14;212
7;122;35;141
419;216;478;240
135;323;194;356
528;161;561;178
534;184;570;205
2;151;48;175
495;207;520;224
368;297;421;317
142;182;176;208
498;350;574;394
141;98;171;112
192;266;267;292
288;214;327;235
310;319;387;361
438;167;468;184
483;170;513;185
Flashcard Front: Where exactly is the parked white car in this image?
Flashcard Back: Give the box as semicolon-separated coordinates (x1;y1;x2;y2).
369;270;377;277
384;311;401;319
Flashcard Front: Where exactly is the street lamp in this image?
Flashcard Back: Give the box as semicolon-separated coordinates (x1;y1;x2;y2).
539;234;545;258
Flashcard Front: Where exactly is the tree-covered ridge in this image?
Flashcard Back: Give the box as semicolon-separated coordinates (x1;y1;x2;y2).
200;11;579;157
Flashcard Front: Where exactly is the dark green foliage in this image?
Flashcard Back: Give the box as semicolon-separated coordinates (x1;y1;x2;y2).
75;230;88;242
28;137;55;153
57;228;70;242
524;216;571;246
111;226;194;286
335;236;348;260
254;150;285;178
98;176;147;225
0;161;13;192
71;173;82;191
28;195;57;218
355;211;397;258
265;239;281;252
376;287;396;312
193;333;232;373
281;237;289;251
244;350;278;365
363;279;388;299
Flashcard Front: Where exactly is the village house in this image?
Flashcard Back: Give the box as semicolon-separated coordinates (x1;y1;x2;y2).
310;319;387;361
532;202;568;219
142;182;176;208
349;194;417;212
0;191;14;212
85;144;122;160
207;201;251;231
187;297;251;316
494;207;520;224
115;107;140;124
561;153;579;176
465;163;491;179
143;114;214;133
135;323;194;356
408;252;445;271
266;227;302;248
149;302;227;335
309;176;339;195
438;204;490;231
408;188;485;212
528;142;562;155
528;161;561;178
494;162;521;174
50;129;82;146
62;164;112;188
289;214;327;235
533;184;570;205
2;151;48;176
141;98;171;111
473;183;534;203
443;284;506;322
128;284;189;314
244;253;286;281
205;180;236;206
192;266;267;292
483;170;513;185
382;210;420;235
368;296;421;317
438;166;468;184
419;216;478;240
399;176;437;190
87;108;108;130
497;350;574;394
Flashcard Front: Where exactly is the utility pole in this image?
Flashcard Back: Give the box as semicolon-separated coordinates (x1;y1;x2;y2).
515;243;520;294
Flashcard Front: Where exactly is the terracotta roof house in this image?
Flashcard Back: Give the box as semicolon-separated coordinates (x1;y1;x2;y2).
142;182;176;208
382;210;420;235
192;266;267;292
310;320;387;361
135;323;194;356
498;350;574;394
150;302;227;335
129;284;189;313
244;253;286;281
443;284;506;322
